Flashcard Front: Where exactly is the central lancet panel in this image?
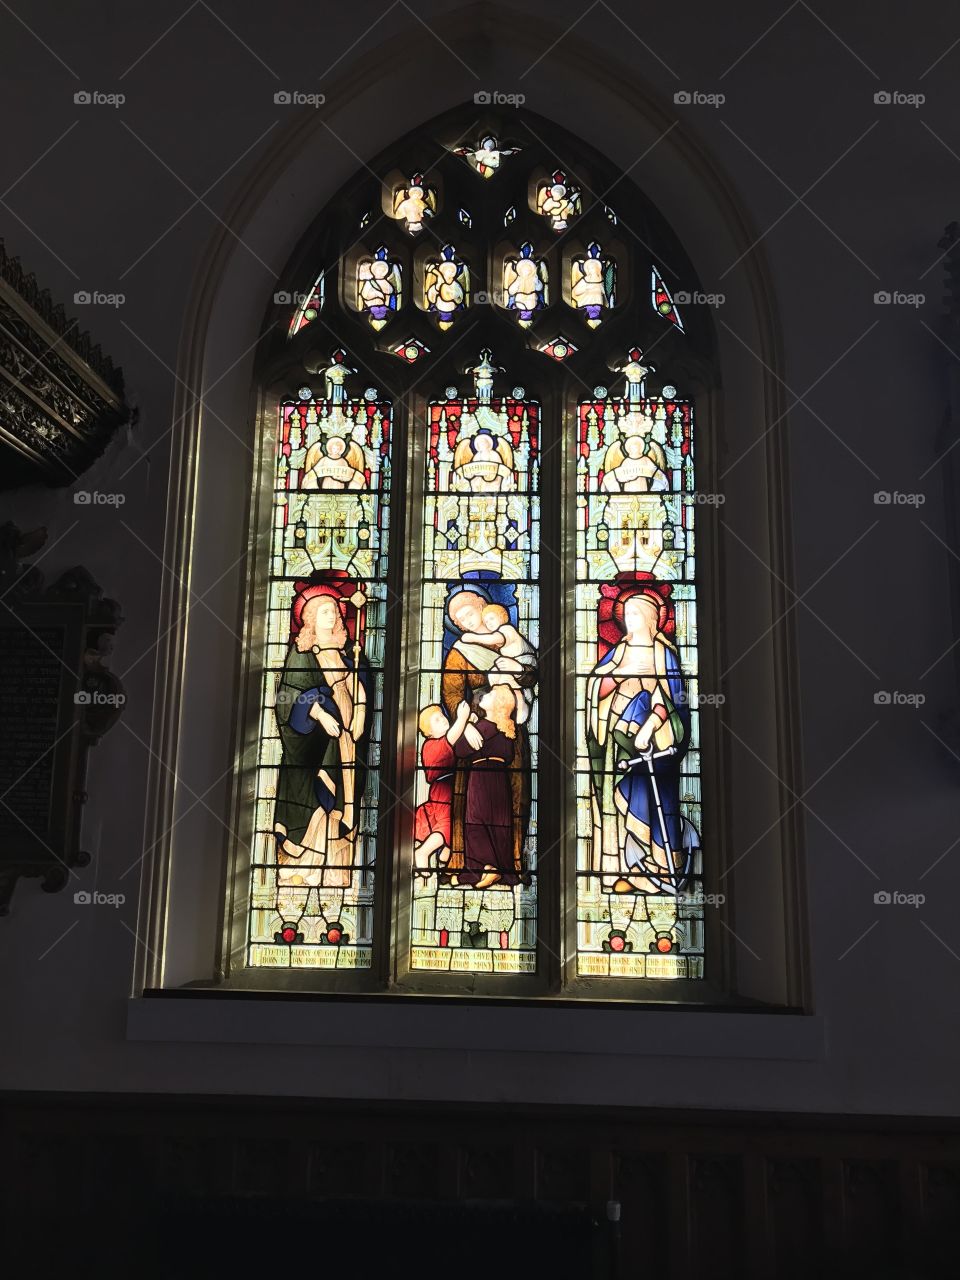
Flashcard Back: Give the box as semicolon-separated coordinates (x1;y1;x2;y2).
409;350;540;974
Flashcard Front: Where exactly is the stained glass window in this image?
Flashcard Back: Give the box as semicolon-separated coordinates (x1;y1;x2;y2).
245;111;715;991
408;352;539;974
248;352;392;969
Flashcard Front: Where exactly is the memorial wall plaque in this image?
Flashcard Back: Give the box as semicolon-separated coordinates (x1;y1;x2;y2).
0;524;123;913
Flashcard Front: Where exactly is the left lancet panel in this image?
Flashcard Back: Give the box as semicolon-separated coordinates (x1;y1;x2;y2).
248;351;392;970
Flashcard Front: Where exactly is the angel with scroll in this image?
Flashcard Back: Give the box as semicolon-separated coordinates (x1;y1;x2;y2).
600;430;668;494
302;435;368;490
504;243;548;327
450;430;516;493
392;175;436;234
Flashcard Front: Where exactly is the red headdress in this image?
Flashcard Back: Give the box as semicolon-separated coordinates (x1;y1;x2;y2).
597;572;675;659
290;570;365;645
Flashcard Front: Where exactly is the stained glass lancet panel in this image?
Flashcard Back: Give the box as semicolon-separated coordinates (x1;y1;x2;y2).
409;351;539;975
248;351;392;970
575;351;704;978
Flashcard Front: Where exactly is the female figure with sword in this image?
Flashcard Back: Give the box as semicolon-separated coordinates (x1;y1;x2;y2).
585;585;692;894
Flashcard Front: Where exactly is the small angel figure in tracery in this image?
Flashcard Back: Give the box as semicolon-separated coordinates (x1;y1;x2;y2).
424;245;469;330
453;134;520;178
600;420;668;494
536;171;581;231
302;435;369;491
503;242;548;327
357;247;401;330
392;173;436;234
571;242;615;328
451;430;516;493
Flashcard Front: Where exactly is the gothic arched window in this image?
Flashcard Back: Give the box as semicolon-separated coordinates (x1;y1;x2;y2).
231;109;725;996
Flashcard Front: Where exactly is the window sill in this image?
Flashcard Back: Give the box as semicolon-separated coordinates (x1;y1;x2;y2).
127;993;825;1062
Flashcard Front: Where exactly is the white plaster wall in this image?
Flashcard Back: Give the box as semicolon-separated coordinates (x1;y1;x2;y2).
0;0;958;1115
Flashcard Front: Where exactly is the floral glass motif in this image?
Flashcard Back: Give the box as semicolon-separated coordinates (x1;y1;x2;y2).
248;350;393;970
503;243;548;327
392;173;436;234
652;266;684;332
574;349;703;978
410;351;539;975
571;243;615;328
424;244;470;330
453;134;521;178
536;170;581;231
288;273;324;338
357;247;401;331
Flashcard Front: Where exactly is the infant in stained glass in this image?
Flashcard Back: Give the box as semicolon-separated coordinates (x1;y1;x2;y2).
456;603;536;725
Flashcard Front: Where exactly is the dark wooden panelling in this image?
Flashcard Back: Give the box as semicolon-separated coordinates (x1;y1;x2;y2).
3;1094;960;1278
